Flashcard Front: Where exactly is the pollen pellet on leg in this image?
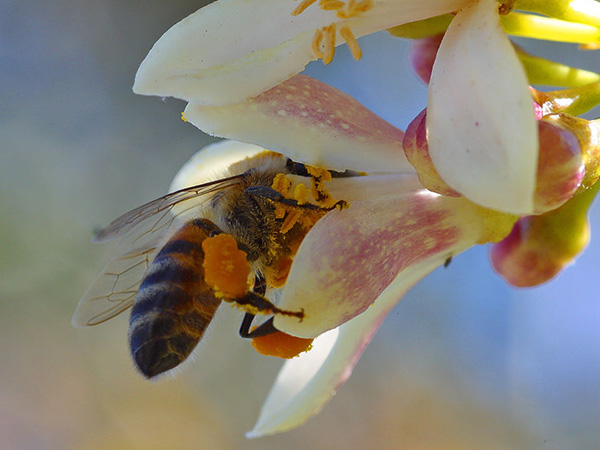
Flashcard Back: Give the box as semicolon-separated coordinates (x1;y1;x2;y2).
252;330;314;359
202;234;250;300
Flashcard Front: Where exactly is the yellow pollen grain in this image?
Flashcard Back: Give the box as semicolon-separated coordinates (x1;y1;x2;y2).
271;173;292;196
280;209;303;234
294;183;310;205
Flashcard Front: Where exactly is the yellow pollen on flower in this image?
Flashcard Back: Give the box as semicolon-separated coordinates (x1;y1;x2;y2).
280;208;304;234
293;183;310;205
271;173;292;197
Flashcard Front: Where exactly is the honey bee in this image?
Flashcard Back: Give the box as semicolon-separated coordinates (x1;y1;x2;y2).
73;149;353;378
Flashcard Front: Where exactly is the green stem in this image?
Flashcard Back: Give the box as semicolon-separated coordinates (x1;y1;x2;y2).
502;12;600;44
516;0;600;28
534;81;600;116
516;46;600;87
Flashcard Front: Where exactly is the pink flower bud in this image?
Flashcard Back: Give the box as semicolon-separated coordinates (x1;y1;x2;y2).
533;117;584;213
491;184;597;287
408;34;444;85
402;108;461;197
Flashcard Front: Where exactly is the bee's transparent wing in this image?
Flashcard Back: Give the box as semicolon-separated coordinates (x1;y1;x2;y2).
94;174;244;244
73;175;244;327
72;241;163;327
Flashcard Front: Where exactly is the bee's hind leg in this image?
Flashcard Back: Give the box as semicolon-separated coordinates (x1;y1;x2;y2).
237;274;302;339
239;314;277;338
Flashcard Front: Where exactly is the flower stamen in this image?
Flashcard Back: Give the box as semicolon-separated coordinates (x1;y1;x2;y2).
295;0;372;63
312;28;325;60
322;23;337;65
340;25;361;60
291;0;318;16
320;0;345;11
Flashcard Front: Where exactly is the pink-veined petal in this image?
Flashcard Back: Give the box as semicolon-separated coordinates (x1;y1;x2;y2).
247;256;439;437
134;0;470;105
427;0;538;214
184;75;411;172
274;188;486;338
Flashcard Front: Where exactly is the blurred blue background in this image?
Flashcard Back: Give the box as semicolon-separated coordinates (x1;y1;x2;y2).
2;1;600;449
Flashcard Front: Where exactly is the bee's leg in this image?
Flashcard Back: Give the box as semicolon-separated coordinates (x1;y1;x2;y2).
238;274;300;338
234;291;304;320
245;186;346;211
239;314;278;338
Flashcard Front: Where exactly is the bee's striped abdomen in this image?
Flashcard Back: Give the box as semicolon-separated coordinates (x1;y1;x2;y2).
129;219;223;378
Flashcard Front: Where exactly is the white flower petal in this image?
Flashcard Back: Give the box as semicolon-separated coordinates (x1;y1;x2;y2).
168;140;266;192
247;261;434;438
134;0;470;105
427;0;538;214
275;189;485;338
184;75;410;172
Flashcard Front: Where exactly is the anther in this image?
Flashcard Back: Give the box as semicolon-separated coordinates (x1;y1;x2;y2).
340;26;361;60
292;0;318;16
322;23;336;65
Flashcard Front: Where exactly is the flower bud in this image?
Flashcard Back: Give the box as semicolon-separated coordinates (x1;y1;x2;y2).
541;113;600;190
404;109;586;211
533;117;584;213
490;182;598;287
402;108;460;197
407;34;443;85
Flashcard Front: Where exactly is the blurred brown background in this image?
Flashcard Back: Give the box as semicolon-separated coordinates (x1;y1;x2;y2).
3;1;600;449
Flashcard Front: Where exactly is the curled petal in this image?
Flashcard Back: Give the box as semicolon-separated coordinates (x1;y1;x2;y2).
134;0;470;105
427;0;538;214
184;75;411;172
275;187;487;337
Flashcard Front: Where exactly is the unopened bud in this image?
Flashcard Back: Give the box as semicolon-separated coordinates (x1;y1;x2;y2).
408;34;444;85
402;108;460;197
490;182;598;287
533;117;584;213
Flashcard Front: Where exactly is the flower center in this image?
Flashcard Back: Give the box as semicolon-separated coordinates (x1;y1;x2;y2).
292;0;374;64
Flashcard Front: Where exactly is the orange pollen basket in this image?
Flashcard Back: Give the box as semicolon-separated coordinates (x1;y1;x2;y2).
202;234;250;300
292;0;372;64
252;330;314;359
